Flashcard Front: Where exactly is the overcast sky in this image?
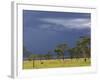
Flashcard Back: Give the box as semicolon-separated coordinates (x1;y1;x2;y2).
23;10;91;56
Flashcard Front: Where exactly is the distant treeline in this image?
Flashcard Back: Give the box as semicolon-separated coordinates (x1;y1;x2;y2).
23;36;90;62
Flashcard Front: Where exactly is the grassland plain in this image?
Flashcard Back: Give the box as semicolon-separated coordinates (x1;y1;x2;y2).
23;58;91;69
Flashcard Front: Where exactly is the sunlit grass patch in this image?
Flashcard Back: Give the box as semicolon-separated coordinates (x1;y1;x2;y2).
23;58;91;69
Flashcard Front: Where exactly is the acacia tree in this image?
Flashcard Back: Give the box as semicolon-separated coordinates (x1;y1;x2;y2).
23;46;32;59
68;48;75;60
76;36;90;62
56;43;68;61
37;54;43;62
28;54;37;68
54;48;63;60
44;52;52;60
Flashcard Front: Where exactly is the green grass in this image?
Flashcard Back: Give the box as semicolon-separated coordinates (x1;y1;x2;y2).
23;58;91;69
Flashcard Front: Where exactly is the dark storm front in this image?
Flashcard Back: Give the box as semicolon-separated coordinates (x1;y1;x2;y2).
23;10;91;69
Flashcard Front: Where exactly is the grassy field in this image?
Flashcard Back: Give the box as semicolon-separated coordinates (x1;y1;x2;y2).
23;58;91;69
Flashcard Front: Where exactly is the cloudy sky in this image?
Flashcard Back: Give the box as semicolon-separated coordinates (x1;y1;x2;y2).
23;10;91;57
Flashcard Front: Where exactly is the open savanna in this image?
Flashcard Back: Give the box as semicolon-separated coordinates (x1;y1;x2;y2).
23;58;91;69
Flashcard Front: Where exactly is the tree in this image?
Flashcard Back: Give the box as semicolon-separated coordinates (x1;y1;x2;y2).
54;48;63;60
76;36;90;62
37;54;43;62
68;48;75;60
23;46;32;58
44;51;52;60
37;54;44;64
56;43;68;61
28;54;37;68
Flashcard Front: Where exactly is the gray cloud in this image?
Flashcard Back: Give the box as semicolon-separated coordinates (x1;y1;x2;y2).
39;18;91;30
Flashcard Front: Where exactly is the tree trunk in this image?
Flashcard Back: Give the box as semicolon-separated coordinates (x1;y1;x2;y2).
33;59;35;68
82;48;87;62
62;52;64;61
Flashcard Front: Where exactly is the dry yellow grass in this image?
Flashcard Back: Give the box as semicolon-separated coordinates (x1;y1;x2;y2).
23;58;91;69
